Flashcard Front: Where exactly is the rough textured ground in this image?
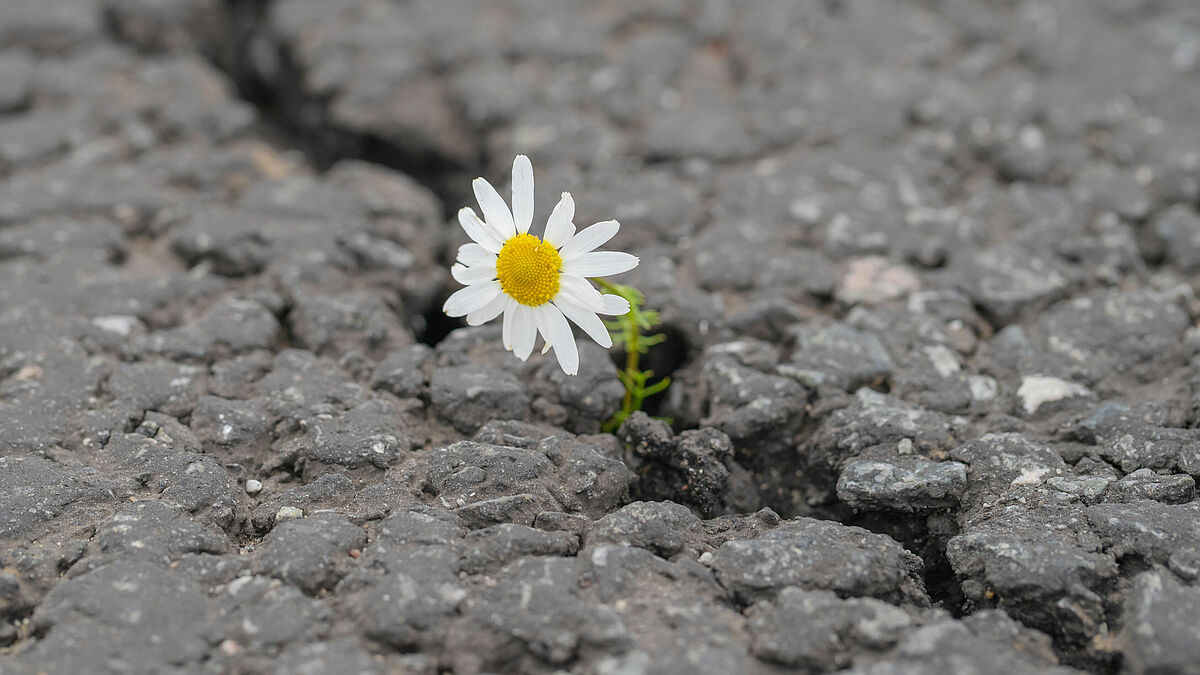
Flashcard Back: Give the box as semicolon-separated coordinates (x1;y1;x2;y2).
1;0;1199;673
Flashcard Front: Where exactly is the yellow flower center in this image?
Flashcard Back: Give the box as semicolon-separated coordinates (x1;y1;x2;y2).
496;233;562;306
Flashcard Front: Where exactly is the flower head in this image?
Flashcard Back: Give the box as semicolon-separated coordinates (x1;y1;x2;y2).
443;155;638;375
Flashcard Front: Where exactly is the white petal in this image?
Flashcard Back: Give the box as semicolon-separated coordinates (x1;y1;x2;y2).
451;262;497;285
537;304;579;376
443;281;501;318
511;155;534;235
458;208;503;254
532;303;550;349
558;273;605;312
544;192;576;248
502;303;516;350
457;242;496;267
554;296;612;349
512;305;537;360
466;293;509;326
473;177;516;239
600;294;631;316
563;251;639;277
560;220;619;260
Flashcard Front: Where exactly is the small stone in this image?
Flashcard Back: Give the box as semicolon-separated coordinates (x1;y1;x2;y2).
276;506;303;522
1045;475;1112;502
835;257;921;306
245;479;263;495
1017;375;1090;415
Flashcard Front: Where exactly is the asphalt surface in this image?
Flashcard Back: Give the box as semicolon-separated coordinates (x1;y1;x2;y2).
1;0;1200;673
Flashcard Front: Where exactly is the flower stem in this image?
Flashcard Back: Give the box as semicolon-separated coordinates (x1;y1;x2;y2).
596;279;669;432
620;301;639;413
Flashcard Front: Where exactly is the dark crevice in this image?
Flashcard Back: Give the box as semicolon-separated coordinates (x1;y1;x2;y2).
612;325;689;418
190;0;484;350
847;511;966;615
206;0;476;209
417;305;464;347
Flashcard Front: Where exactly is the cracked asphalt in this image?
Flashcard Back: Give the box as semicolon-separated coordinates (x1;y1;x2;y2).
1;0;1200;673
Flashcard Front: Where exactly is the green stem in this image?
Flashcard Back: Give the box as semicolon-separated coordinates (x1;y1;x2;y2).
596;279;639;417
622;320;639;415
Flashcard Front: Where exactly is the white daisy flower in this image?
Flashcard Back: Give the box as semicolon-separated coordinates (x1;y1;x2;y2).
443;155;638;376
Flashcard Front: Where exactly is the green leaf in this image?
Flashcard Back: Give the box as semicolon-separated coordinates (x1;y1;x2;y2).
642;376;671;397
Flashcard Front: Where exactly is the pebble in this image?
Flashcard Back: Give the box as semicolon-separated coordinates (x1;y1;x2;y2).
276;506;303;522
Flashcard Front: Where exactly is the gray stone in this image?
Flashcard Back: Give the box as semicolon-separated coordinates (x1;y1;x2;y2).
709;517;928;605
374;504;466;547
837;459;968;512
618;412;737;516
136;297;281;361
460;523;578;574
24;561;212;673
0;456;120;538
106;360;205;418
446;557;630;672
840;611;1077;675
102;433;240;530
746;587;915;669
1084;501;1200;579
339;543;463;652
576;543;758;675
531;342;625;434
252;512;366;595
370;344;432;399
701;348;808;473
90;500;228;565
787;320;895;390
588;501;703;559
257;349;372;423
250;474;356;533
802;389;966;502
302;398;414;470
217;575;332;652
1105;469;1195;504
947;504;1117;644
0;217;126;260
1114;570;1200;675
425;441;559;527
963;243;1071;325
1078;402;1200;476
431;366;531;434
535;434;634;520
950;433;1069;508
288;290;412;360
190;394;276;467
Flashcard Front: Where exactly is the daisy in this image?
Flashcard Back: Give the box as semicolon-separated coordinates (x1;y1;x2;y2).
443;155;639;376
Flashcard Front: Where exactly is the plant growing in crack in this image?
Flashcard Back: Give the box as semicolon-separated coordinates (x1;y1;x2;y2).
443;155;639;376
441;155;671;429
597;280;671;433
